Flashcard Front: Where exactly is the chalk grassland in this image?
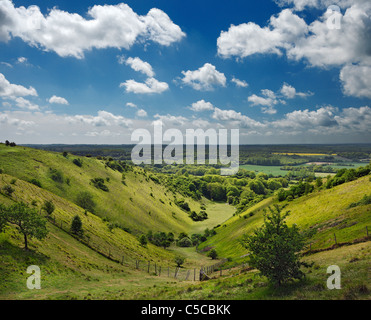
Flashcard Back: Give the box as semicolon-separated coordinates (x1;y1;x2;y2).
136;242;371;300
199;176;371;263
0;174;225;300
0;144;207;235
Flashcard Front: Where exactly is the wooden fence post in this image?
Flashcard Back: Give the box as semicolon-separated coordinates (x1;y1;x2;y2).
367;226;369;237
194;268;196;281
334;233;337;245
159;266;161;276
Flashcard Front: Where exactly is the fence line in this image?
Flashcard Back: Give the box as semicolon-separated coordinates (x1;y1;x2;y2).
48;214;371;280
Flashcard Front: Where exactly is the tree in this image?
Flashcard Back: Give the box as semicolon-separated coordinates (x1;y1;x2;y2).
139;234;147;246
242;204;305;286
315;177;323;188
42;200;55;216
152;232;171;249
71;215;83;236
1;203;48;250
207;249;218;260
76;191;96;213
175;256;185;268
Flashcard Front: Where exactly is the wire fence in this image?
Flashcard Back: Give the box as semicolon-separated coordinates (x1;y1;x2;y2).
46;214;231;281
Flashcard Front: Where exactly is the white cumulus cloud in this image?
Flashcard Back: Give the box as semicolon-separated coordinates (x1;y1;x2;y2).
49;95;69;105
120;77;169;94
189;100;215;112
122;56;155;77
0;1;185;59
0;73;37;99
180;63;226;91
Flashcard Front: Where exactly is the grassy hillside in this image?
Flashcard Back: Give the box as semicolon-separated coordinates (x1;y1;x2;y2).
137;242;371;300
0;174;176;264
0;216;186;300
0;144;232;236
200;175;371;263
0;173;223;299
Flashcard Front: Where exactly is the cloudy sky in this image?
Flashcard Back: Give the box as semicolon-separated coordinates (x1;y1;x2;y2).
0;0;370;144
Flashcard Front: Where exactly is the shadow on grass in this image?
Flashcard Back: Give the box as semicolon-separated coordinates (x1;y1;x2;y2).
261;277;313;299
0;239;50;267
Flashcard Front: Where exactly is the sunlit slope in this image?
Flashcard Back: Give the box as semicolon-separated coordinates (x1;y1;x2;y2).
0;144;197;234
200;176;371;261
0;174;175;264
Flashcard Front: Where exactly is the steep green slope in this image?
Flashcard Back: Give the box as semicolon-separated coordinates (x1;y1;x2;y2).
0;144;203;235
200;175;371;262
0;174;175;264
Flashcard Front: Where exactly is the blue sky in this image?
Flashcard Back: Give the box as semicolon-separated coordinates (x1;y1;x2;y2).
0;0;370;144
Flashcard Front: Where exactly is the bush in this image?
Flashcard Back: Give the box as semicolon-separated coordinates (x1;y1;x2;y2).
49;168;64;183
174;256;185;268
42;200;55;216
177;237;192;247
139;234;147;246
2;185;14;196
76;191;96;213
29;178;42;188
207;249;218;260
73;158;83;167
91;178;109;192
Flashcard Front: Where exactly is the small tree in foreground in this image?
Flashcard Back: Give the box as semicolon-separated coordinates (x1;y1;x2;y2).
0;203;48;250
241;204;305;286
71;215;83;236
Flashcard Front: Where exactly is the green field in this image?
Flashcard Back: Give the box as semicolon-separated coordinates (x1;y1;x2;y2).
239;165;286;176
0;144;370;300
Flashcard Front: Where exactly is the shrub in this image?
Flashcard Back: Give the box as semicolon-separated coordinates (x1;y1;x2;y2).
177;237;192;247
76;191;96;213
2;185;14;196
49;168;64;183
91;178;109;192
207;249;218;260
73;158;83;167
175;256;185;268
29;178;42;188
139;234;147;246
42;200;55;216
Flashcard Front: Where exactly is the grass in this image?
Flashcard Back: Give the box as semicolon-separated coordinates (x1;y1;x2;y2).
0;144;222;236
239;165;287;176
138;242;370;300
0;144;369;300
199;175;371;263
